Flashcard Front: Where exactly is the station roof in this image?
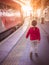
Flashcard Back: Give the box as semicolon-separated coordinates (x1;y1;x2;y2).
0;0;49;10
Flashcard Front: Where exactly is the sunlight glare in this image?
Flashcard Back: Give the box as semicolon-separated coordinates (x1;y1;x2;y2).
37;9;41;17
22;5;32;17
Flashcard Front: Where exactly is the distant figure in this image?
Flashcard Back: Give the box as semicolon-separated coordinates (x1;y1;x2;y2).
26;20;41;60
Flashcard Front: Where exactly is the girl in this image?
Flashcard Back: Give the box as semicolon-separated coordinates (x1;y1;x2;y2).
26;20;41;60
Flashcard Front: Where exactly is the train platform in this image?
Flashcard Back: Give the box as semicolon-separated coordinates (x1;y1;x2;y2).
0;20;49;65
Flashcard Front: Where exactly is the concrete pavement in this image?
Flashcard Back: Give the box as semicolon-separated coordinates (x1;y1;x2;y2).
0;18;29;64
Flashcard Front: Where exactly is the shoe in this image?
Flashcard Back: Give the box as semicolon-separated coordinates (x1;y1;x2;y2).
30;52;37;62
35;53;38;57
30;52;33;60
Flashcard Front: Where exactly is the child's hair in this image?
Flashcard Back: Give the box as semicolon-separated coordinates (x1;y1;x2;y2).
32;20;37;26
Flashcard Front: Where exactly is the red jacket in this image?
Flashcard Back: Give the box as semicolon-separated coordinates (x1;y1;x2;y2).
26;27;40;41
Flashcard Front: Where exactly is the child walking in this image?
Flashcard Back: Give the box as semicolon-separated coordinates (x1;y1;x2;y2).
26;20;41;60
